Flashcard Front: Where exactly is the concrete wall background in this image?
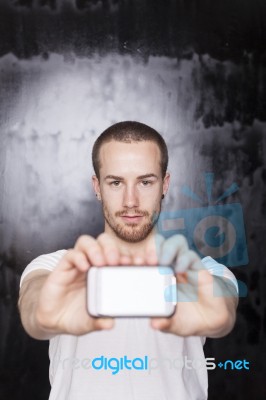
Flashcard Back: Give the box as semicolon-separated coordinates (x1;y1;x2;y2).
0;1;265;399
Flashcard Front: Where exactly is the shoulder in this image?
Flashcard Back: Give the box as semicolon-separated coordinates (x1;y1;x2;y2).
20;249;67;287
201;256;239;294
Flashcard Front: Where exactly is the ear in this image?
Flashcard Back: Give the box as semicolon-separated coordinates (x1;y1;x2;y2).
162;172;170;197
92;175;101;199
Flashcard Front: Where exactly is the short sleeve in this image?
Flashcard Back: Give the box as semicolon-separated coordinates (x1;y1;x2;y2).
201;256;239;294
20;249;67;288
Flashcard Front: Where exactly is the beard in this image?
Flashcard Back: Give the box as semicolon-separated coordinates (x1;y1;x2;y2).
102;202;161;243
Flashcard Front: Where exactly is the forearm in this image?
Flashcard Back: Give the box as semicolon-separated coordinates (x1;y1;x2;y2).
18;274;57;340
204;298;237;339
202;276;238;339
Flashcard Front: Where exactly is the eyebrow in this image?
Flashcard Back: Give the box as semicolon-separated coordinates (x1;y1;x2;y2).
104;173;159;181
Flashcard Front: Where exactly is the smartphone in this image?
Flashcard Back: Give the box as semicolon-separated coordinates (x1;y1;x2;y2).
87;265;176;318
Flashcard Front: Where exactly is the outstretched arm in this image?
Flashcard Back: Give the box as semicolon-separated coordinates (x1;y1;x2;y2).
18;234;127;339
149;235;238;338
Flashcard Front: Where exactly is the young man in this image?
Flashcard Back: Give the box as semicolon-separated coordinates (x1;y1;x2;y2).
19;121;238;400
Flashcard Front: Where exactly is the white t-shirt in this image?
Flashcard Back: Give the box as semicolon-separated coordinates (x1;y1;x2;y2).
20;251;238;400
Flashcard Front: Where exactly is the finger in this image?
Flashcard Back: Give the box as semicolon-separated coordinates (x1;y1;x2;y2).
159;234;189;265
120;254;133;265
52;250;90;285
174;250;203;274
175;278;199;302
150;317;172;331
118;247;134;265
63;249;90;272
144;234;165;265
93;317;115;331
75;235;105;266
97;233;120;265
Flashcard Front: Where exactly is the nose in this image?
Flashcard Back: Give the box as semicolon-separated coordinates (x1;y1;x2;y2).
122;184;139;209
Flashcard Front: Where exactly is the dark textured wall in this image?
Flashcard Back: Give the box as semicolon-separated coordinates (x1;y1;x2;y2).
0;1;266;399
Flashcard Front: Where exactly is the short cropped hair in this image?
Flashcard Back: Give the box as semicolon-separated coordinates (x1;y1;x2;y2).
92;121;168;179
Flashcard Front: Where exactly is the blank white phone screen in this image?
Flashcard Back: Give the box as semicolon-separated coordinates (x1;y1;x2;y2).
94;266;176;317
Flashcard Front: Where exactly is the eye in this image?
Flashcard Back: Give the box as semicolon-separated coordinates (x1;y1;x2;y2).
141;180;152;186
111;181;121;187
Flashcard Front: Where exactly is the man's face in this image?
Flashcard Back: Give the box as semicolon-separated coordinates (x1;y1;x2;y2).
93;140;170;243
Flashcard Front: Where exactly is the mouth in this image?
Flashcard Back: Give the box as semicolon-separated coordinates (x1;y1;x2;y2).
121;215;144;224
